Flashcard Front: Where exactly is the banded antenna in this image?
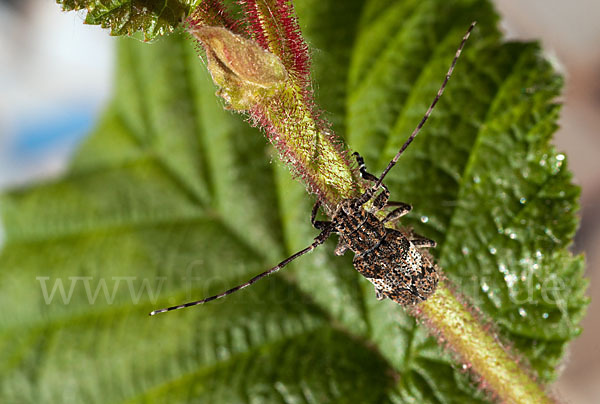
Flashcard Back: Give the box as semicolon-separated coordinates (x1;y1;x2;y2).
373;21;476;190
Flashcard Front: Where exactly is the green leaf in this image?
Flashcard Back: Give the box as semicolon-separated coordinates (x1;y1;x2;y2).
1;0;588;402
56;0;200;40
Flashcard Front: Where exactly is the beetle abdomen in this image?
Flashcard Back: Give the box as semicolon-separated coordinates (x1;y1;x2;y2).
353;231;439;305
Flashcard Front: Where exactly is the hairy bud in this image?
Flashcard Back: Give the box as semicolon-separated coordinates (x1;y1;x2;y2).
190;26;288;110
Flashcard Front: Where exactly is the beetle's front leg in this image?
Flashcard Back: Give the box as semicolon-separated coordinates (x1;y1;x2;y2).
311;199;332;230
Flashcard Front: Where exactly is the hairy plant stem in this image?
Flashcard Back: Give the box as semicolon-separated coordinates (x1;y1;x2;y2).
255;90;357;209
418;283;555;403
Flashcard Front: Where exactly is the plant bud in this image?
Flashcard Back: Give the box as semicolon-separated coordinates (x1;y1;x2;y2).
190;26;288;110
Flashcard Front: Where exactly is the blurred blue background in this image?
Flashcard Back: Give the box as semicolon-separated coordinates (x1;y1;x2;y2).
0;0;113;189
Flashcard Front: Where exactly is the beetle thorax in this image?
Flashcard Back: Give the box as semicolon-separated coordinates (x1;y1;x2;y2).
333;199;387;254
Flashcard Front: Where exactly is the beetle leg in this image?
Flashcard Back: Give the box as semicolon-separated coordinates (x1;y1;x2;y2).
353;152;391;210
334;238;348;256
375;289;387;301
410;236;436;248
382;202;412;224
311;199;332;230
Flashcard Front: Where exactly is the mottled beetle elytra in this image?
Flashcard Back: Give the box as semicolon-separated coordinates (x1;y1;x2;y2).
150;22;476;316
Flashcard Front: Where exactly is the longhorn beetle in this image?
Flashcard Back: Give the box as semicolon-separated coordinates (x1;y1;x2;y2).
150;22;476;316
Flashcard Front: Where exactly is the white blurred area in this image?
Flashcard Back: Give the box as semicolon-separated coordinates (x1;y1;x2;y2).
0;0;114;189
0;1;598;403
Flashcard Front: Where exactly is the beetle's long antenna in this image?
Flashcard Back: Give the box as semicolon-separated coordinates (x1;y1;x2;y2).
374;21;476;189
150;227;333;315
